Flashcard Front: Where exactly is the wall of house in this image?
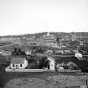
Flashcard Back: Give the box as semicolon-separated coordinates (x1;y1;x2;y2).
48;57;55;70
10;59;28;69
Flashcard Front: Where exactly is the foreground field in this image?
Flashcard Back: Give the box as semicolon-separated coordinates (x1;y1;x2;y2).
0;72;88;88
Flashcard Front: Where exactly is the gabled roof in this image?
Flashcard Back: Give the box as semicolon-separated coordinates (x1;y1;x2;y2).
11;56;26;64
0;54;8;64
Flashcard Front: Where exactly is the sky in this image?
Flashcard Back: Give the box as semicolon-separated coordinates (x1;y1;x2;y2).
0;0;88;35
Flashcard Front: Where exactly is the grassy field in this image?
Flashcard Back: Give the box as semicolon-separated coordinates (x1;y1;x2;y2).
0;72;88;88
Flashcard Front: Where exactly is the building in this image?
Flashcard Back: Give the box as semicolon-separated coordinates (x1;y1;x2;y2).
75;51;83;60
71;32;88;43
5;56;28;71
47;56;55;70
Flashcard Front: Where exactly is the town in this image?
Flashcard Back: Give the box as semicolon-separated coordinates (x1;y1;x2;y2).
0;32;88;88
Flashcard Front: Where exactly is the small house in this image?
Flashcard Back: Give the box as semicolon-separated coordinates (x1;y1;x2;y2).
47;56;55;70
6;56;28;70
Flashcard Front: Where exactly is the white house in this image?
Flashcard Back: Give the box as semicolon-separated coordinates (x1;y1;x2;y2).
47;56;55;71
6;56;28;71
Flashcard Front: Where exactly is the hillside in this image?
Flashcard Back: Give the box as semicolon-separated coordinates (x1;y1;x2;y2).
0;32;88;54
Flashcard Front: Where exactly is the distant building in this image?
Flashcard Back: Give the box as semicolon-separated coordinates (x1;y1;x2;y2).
41;32;56;42
75;51;83;60
80;40;84;45
72;32;88;43
36;32;57;47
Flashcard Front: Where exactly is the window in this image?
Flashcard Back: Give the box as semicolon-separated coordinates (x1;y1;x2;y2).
13;64;15;67
20;64;22;67
16;64;19;69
